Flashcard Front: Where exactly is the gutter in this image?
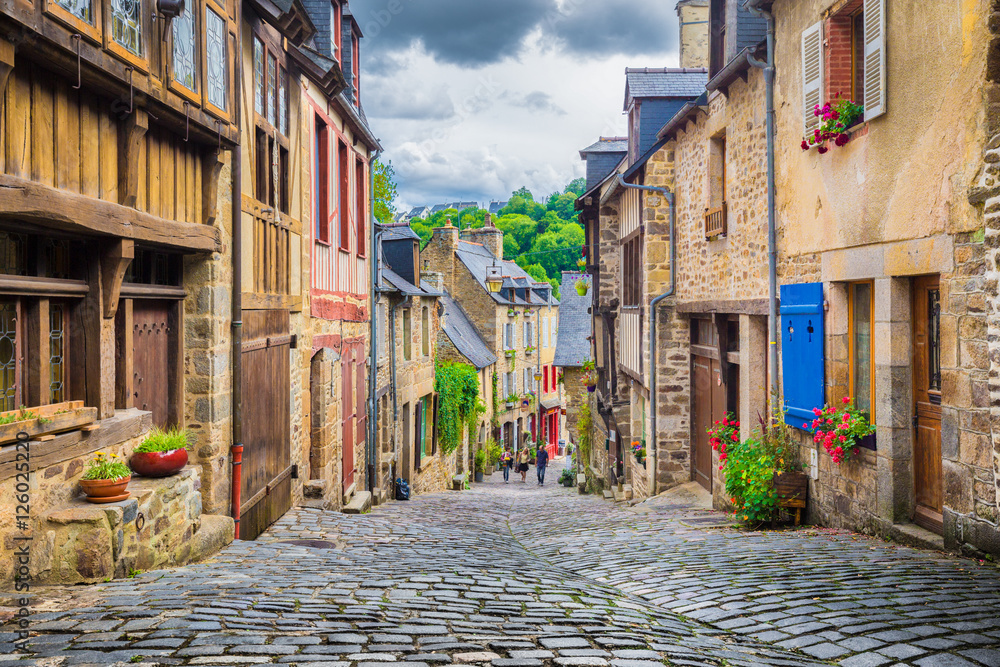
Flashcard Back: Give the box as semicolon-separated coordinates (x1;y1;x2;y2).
746;0;780;403
705;46;754;95
367;151;381;496
230;20;244;540
615;174;676;497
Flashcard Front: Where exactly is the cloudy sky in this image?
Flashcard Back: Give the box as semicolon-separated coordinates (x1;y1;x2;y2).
348;0;682;212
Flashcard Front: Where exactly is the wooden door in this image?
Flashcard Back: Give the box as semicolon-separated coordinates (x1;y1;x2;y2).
692;354;713;491
132;300;173;428
913;276;943;534
342;350;356;492
240;309;292;541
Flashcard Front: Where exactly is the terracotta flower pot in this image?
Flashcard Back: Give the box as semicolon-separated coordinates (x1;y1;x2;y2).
130;448;188;477
80;476;131;502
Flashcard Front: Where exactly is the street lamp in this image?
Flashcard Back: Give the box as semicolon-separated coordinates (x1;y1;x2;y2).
485;261;503;293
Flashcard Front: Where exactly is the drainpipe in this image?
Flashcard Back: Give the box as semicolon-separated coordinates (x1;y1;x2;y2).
367;151;382;496
615;175;675;497
747;0;780;403
230;29;244;540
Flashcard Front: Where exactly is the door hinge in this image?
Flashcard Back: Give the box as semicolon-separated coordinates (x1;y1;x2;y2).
290;334;298;349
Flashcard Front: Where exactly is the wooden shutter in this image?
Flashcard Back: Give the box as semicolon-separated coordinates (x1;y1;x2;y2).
780;283;825;429
863;0;886;121
801;21;823;135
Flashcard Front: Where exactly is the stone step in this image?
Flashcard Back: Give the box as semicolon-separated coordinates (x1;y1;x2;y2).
890;522;945;552
622;484;633;500
602;490;615;501
342;490;372;514
190;514;235;561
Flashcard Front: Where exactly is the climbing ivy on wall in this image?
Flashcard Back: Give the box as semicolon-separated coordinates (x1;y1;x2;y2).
435;361;482;456
491;372;500;428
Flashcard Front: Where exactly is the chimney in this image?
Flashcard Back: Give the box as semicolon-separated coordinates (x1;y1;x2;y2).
422;217;458;295
423;270;444;294
460;213;504;260
676;0;710;69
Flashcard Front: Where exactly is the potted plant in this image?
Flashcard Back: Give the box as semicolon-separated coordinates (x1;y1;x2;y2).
130;427;192;478
801;96;864;154
576;257;586;270
507;308;518;318
804;396;875;464
631;441;646;465
505;394;519;410
505;349;516;360
575;277;591;297
80;453;132;504
558;468;575;487
581;368;598;393
474;449;487;483
525;346;535;356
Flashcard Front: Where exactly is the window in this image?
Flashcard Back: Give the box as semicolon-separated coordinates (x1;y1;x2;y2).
110;0;143;58
252;31;290;213
706;135;727;238
421;306;429;357
804;0;885;135
551;365;557;389
314;117;330;243
205;6;228;112
709;0;727;78
623;235;642;306
356;160;366;256
352;34;360;107
338;140;350;250
55;0;93;25
542;317;549;348
171;6;198;94
551;321;557;348
403;309;412;361
523;369;531;394
331;0;342;60
848;281;873;417
376;301;387;362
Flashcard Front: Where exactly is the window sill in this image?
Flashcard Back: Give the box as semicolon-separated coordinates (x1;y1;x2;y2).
315;238;333;247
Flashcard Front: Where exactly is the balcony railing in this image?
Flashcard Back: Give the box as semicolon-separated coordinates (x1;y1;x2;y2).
705;202;727;239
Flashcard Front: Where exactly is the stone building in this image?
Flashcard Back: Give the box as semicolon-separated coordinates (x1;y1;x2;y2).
437;293;498;477
421;217;560;458
553;272;594;471
371;225;450;500
754;0;1000;556
0;0;244;582
652;2;771;507
676;0;710;69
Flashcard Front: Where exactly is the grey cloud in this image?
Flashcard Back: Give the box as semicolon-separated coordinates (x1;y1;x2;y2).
350;0;556;66
519;91;566;116
363;80;457;120
543;0;678;58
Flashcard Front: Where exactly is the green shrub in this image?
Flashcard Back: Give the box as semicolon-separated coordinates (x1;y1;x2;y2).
83;453;131;481
474;449;487;473
722;410;801;525
133;427;192;453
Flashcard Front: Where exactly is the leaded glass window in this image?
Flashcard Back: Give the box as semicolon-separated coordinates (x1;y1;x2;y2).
278;67;288;136
56;0;93;24
205;7;228;111
49;304;66;404
253;36;264;116
0;233;26;276
172;7;197;92
0;302;18;412
266;53;276;126
111;0;144;57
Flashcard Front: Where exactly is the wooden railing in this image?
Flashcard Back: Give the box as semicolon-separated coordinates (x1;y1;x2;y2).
705;202;727;239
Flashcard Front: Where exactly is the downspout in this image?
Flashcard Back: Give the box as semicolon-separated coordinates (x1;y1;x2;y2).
615;175;675;497
747;0;780;403
230;22;244;539
367;151;382;495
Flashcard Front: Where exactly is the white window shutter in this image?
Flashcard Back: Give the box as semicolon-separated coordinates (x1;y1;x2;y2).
863;0;886;121
801;21;823;136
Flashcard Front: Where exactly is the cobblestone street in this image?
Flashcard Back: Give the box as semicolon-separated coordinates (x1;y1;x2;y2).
5;457;1000;667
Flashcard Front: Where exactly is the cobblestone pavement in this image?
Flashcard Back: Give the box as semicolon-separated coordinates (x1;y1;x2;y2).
3;457;1000;667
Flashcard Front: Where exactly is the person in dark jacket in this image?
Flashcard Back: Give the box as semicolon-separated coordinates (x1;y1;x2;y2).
535;445;549;485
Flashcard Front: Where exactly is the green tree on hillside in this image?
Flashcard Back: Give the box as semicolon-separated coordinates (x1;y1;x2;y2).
373;159;398;224
564;177;586;197
526;222;585;283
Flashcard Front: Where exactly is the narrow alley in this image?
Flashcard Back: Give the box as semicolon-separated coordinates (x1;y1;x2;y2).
6;457;1000;667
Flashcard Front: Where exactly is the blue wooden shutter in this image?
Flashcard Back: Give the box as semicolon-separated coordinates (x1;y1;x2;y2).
780;283;825;429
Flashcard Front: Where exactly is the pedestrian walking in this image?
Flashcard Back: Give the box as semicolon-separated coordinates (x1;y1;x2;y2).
501;446;514;483
517;447;530;482
536;444;549;485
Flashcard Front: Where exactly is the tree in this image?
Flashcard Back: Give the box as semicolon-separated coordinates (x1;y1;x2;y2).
545;193;578;223
503;235;521;259
526;223;585;284
564;177;586;197
373;159;398;224
410;220;432;249
495;214;537;255
512;186;534;202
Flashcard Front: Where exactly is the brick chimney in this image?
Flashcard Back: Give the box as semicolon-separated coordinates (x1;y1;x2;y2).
676;0;710;69
459;213;504;260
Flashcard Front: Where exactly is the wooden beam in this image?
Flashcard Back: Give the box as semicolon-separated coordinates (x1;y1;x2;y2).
101;239;134;319
202;149;225;226
0;173;222;252
0;37;15;118
118;109;148;208
0;275;89;297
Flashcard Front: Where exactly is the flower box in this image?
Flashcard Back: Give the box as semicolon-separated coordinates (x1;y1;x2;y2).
0;401;98;447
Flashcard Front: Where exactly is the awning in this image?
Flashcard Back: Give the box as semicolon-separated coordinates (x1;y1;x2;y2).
541;398;561;412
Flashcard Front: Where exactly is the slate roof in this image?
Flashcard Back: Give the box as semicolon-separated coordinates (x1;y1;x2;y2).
736;2;768;51
553;272;592;368
440;293;497;369
380;267;425;297
579;137;628;157
624;68;708;109
488;200;509;215
379;223;421;242
455;240;559;307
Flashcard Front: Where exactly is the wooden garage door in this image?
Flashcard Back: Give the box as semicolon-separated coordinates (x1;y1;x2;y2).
240;309;292;541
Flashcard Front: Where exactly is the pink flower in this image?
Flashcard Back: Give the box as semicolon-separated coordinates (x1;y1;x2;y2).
812;407;822;416
801;140;810;150
817;146;829;154
842;396;851;404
